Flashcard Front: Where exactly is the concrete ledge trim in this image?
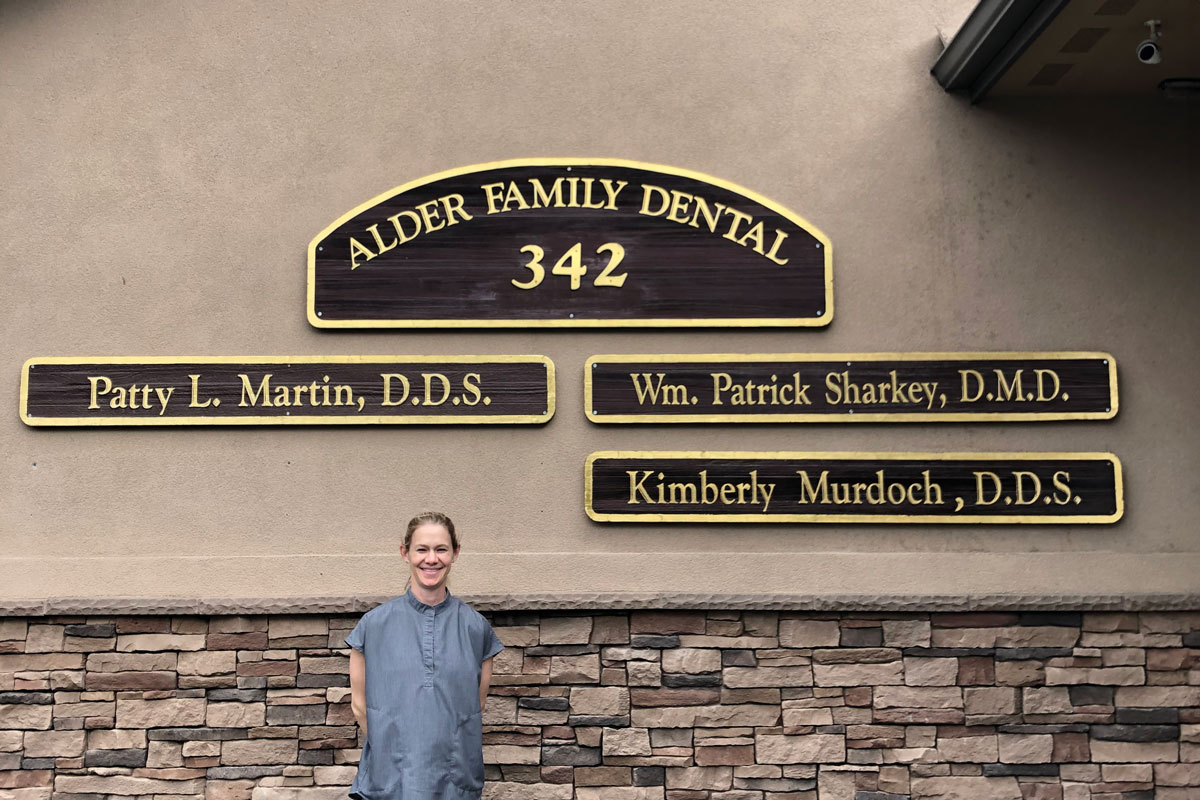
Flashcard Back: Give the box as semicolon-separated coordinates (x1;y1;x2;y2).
1;593;1198;616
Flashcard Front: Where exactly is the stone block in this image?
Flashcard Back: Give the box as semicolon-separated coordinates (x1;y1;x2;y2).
1155;763;1200;787
1052;732;1089;762
932;627;1078;649
661;648;719;674
906;657;958;686
177;651;236;676
1022;687;1072;714
569;686;628;716
86;670;177;690
631;703;779;728
814;660;902;687
1045;666;1144;685
484;744;541;764
298;657;348;676
482;782;573;800
549;654;600;684
311;765;357;785
222;739;299;765
540;617;592;644
755;732;845;764
664;765;732;790
874;686;962;709
248;789;349;800
1089;738;1179;762
910;775;1022;799
22;729;85;757
938;732;998;763
964;687;1018;716
626;661;661;686
0;770;52;789
603;726;652;756
0;703;51;729
54;774;204;795
148;739;184;767
208;702;267;728
997;734;1053;764
0;653;82;671
630;611;706;635
268;618;327;640
724;666;812;688
86;652;177;672
116;697;206;728
779;620;840;648
631;687;717;707
24;625;65;653
88;728;147;749
116;634;206;652
0;621;27;642
883;619;932;648
1116;686;1200;706
85;746;148;767
783;705;834;727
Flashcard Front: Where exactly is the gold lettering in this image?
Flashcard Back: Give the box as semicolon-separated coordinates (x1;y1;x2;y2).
529;178;564;208
238;374;273;407
439;193;473;226
366;223;398;256
188;375;213;408
481;182;505;214
416;199;445;233
666;190;694;223
87;376;112;409
387;210;422;244
639;184;670;217
764;229;790;265
381;373;410;406
348;237;374;270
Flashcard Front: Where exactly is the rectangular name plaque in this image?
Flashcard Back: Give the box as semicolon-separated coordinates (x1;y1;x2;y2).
21;356;553;426
586;353;1117;423
586;452;1123;523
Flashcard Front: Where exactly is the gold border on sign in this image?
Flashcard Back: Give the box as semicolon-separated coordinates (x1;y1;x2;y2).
583;352;1118;423
584;450;1124;524
306;158;834;329
20;355;555;427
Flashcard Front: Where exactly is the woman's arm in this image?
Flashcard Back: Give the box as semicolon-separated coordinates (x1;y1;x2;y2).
478;656;494;713
349;648;367;738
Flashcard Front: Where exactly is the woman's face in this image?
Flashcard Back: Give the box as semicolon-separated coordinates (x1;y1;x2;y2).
402;522;458;592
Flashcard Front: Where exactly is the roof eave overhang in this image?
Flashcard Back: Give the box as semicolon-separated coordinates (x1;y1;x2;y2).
932;0;1071;102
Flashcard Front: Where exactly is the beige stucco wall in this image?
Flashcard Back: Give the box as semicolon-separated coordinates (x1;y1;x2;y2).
2;0;1197;602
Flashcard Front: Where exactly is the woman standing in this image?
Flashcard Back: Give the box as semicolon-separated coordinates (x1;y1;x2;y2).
345;512;504;800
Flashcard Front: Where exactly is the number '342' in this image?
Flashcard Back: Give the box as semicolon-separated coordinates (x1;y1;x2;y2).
511;243;627;290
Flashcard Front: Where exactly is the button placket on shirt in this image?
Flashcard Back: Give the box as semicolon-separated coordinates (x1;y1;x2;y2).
422;607;435;687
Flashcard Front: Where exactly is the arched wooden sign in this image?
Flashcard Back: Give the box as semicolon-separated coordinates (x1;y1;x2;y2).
308;159;832;328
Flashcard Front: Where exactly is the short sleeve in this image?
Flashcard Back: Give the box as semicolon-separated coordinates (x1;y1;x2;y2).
344;615;367;652
482;622;504;662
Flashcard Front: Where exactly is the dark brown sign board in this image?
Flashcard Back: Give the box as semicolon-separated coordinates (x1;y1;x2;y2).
308;159;832;328
586;352;1117;423
586;452;1123;523
21;356;553;426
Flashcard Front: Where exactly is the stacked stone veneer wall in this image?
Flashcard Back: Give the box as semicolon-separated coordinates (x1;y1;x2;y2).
1;608;1199;800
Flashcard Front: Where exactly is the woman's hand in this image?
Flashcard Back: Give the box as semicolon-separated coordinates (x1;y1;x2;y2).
478;656;494;713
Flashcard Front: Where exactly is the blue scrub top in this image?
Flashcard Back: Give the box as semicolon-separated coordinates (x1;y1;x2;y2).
345;589;504;800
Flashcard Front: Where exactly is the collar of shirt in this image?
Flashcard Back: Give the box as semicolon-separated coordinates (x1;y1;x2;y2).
404;587;455;614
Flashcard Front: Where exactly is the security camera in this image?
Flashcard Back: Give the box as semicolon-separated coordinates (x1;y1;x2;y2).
1137;20;1162;65
1137;39;1162;64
